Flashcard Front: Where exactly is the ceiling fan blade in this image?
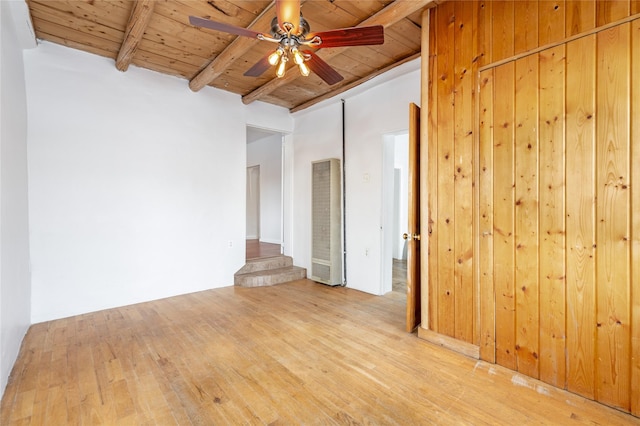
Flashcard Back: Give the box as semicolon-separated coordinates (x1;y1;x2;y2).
309;25;384;48
189;16;263;39
305;51;344;85
275;0;300;34
244;54;272;78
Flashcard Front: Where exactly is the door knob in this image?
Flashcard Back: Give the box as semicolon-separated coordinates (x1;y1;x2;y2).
403;233;409;240
403;233;421;241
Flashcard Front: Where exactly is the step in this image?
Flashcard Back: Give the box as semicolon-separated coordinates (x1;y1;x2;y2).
234;265;307;288
235;255;293;275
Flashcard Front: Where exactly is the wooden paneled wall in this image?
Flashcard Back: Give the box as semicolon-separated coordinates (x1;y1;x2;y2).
423;0;639;415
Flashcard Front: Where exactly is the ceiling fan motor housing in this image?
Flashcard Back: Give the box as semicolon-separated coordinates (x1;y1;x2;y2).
270;15;310;38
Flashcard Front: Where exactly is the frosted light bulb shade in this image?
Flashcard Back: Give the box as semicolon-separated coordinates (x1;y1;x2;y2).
276;57;287;78
268;50;282;66
298;62;310;76
292;48;304;65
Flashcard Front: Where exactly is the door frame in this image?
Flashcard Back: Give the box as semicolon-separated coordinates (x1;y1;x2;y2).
246;165;261;240
380;131;410;296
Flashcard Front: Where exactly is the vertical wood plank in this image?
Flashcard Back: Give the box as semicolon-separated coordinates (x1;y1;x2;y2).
596;0;630;27
538;44;567;388
539;0;566;46
435;0;456;338
421;8;432;332
453;0;475;344
566;0;595;36
478;68;495;363
633;0;640;14
514;53;540;379
514;0;539;54
471;0;481;347
566;34;597;400
631;18;640;417
491;1;515;64
492;61;516;371
595;23;631;411
477;0;493;68
427;9;439;332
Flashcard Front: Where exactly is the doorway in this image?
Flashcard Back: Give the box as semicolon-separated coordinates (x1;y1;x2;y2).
246;126;284;260
246;165;260;240
381;132;409;295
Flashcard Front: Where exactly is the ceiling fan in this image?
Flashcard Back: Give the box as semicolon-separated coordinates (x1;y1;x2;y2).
189;0;384;85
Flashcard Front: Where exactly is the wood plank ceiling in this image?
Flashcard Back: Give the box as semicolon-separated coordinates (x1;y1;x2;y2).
26;0;433;112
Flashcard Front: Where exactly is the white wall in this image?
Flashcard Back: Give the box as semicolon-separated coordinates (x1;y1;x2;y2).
0;0;33;397
24;41;291;323
247;134;282;244
246;102;293;133
290;60;420;295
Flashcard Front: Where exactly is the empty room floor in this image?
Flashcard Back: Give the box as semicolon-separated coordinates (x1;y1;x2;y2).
1;280;637;424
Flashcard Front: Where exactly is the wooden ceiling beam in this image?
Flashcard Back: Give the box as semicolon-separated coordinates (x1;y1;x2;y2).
115;0;155;72
188;2;277;92
241;0;436;105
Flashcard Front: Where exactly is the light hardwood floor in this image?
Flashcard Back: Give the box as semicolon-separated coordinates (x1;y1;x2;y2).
2;280;638;425
246;239;281;260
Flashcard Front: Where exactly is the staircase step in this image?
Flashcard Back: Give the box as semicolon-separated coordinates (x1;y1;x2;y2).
234;265;307;288
235;255;293;275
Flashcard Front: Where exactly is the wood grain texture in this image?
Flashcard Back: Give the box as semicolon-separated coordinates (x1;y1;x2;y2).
538;44;567;389
514;0;539;54
492;61;517;371
406;102;421;332
453;0;475;344
595;23;631;411
597;0;631;26
435;0;456;339
478;68;495;363
240;0;436;107
188;1;275;91
631;19;640;417
25;0;428;111
427;0;639;416
477;0;493;67
491;0;515;63
514;53;540;379
427;8;439;333
566;0;596;36
3;280;637;424
539;0;566;46
420;8;431;332
116;0;155;72
566;34;597;401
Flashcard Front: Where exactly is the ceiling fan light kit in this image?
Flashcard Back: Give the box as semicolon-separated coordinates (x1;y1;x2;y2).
189;0;384;85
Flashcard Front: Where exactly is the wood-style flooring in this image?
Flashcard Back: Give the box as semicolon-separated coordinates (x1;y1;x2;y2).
245;239;281;260
2;280;637;425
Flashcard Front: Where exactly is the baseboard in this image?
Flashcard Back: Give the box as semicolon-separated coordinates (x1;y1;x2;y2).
418;327;480;359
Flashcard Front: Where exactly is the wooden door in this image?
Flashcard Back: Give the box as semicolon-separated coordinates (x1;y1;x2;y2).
405;103;421;332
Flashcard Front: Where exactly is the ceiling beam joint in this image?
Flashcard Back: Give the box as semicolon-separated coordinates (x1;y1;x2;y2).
188;1;278;92
116;0;155;72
